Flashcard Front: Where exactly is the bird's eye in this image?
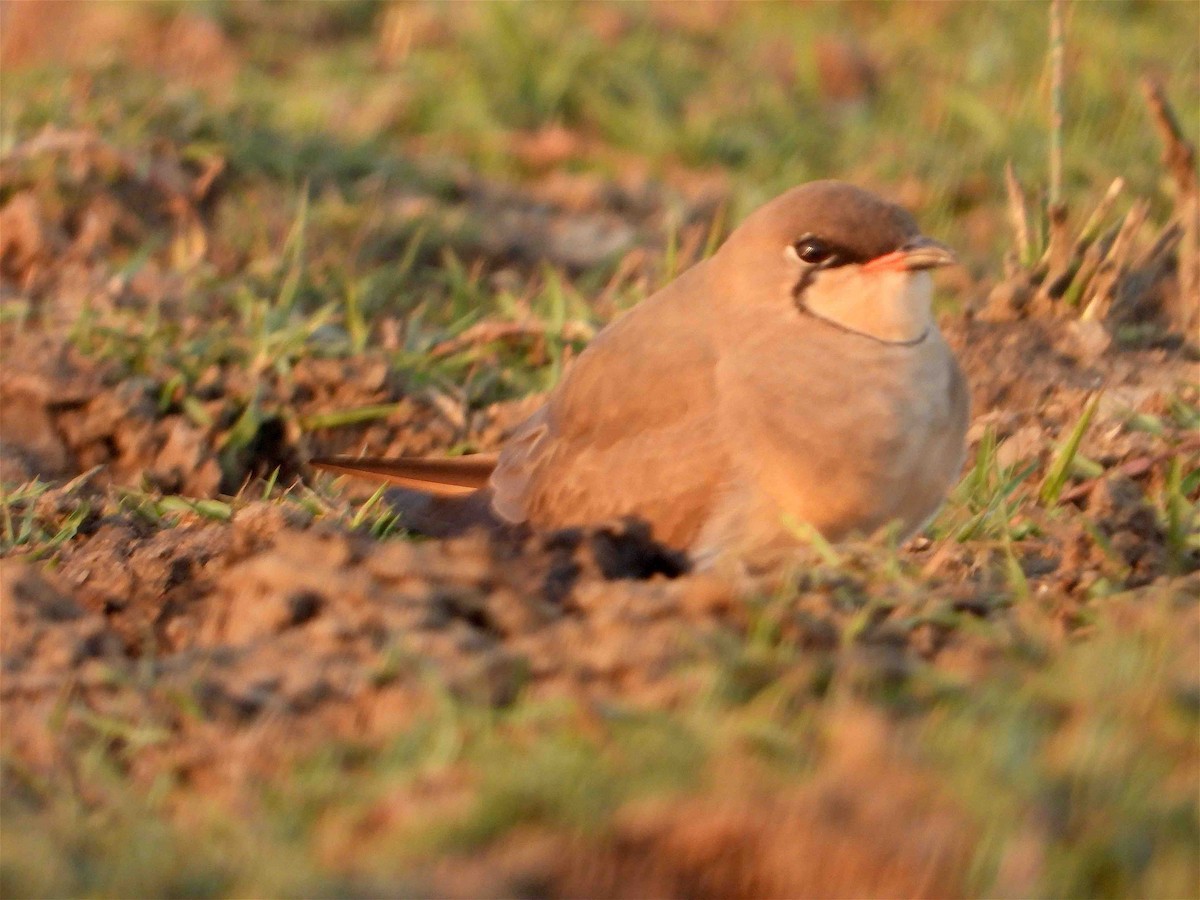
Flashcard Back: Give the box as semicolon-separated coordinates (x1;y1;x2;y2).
793;237;835;265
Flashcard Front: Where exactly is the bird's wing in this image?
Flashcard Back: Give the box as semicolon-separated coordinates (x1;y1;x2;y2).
309;453;499;496
490;262;729;548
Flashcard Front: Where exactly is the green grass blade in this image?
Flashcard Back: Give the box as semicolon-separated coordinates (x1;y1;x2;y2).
299;403;405;431
1039;392;1102;507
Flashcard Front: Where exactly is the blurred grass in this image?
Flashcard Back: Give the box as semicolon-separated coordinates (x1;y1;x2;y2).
922;585;1199;898
4;0;1194;417
5;1;1197;261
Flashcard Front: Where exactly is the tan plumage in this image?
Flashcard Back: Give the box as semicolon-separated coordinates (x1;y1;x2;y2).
312;181;969;565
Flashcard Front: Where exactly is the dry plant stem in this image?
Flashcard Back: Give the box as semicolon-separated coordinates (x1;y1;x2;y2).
425;387;469;433
1061;232;1109;309
1036;0;1070;291
1133;220;1182;273
1004;161;1032;268
1141;76;1199;329
1048;0;1066;209
1173;199;1197;331
1057;178;1124;306
1073;177;1125;256
595;247;649;316
1082;199;1150;320
1040;203;1072;296
1141;77;1198;197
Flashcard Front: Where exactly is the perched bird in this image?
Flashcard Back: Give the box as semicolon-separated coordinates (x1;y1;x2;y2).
312;180;969;567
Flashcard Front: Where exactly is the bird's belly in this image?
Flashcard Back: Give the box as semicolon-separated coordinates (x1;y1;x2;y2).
768;402;931;539
707;343;960;559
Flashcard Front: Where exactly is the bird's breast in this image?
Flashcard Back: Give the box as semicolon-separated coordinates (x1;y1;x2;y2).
718;330;960;542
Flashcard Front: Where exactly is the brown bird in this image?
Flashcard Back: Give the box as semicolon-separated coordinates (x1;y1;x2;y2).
312;180;969;567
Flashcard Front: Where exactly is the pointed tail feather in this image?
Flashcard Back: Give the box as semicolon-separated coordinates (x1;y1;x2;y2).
309;453;499;496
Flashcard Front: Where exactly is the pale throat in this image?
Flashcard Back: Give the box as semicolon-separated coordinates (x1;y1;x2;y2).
795;266;934;345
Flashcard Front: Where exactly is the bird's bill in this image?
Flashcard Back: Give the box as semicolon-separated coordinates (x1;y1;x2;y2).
863;237;957;273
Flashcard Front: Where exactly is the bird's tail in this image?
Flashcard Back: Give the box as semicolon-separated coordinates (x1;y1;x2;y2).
310;453;502;537
308;453;499;495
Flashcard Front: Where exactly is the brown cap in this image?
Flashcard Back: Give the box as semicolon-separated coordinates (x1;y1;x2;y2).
727;180;922;264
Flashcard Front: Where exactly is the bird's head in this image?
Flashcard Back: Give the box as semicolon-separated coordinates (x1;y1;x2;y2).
720;180;956;345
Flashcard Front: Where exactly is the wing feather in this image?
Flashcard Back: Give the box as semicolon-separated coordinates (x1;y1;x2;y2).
489;261;728;546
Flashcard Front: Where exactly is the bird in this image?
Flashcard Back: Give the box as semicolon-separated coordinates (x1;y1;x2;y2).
311;180;969;568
